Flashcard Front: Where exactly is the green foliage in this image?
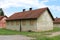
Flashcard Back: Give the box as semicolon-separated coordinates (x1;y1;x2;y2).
0;8;4;16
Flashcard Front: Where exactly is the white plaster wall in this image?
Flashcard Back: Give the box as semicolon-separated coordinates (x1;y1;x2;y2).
53;24;60;27
37;10;53;32
6;21;20;31
21;20;37;32
6;20;37;32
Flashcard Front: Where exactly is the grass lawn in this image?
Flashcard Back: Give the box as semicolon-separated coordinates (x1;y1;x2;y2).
53;27;60;32
0;28;33;35
0;27;60;40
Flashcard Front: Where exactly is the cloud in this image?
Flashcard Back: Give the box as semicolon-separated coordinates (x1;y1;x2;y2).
48;5;60;11
0;0;60;17
54;6;60;11
0;0;59;9
0;0;50;9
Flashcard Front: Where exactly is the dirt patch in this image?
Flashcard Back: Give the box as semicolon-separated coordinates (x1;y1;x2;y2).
0;35;35;40
46;32;60;37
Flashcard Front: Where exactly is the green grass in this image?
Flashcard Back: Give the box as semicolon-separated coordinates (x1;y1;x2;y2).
0;27;60;40
53;27;60;32
49;35;60;40
34;27;60;40
0;28;32;35
35;35;60;40
26;27;60;40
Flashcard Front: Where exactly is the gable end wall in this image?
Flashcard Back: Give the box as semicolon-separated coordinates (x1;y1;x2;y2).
37;10;53;32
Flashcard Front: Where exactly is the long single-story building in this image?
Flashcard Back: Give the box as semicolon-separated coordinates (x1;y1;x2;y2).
53;18;60;27
6;7;54;32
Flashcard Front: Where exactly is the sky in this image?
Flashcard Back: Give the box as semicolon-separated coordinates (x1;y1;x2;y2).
0;0;60;18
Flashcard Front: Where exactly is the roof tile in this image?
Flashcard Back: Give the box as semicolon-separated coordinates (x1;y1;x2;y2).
54;18;60;24
6;7;54;20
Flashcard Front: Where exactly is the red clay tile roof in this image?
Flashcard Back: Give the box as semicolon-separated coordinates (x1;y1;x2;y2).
6;7;54;21
54;18;60;24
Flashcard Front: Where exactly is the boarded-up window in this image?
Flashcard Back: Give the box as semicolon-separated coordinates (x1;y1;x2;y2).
16;21;19;25
7;22;11;25
30;20;34;25
7;22;9;25
22;20;26;25
11;22;14;25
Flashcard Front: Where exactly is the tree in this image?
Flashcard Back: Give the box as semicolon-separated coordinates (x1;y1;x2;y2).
0;8;4;16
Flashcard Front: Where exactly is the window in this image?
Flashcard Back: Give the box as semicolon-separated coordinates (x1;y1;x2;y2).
11;21;14;25
7;22;10;25
22;20;26;25
30;20;34;25
16;21;19;25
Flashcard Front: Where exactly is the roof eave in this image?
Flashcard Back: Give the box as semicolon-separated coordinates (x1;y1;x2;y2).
47;8;54;21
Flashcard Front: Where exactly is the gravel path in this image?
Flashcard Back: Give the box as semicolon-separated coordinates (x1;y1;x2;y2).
47;32;60;37
0;35;35;40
